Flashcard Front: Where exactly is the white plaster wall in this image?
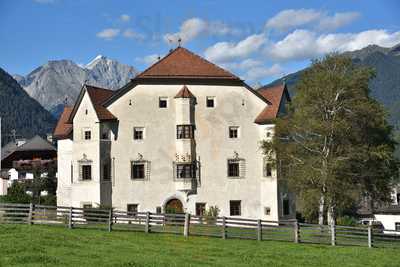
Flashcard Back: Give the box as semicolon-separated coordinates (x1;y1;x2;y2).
56;139;73;207
375;214;400;233
106;83;283;219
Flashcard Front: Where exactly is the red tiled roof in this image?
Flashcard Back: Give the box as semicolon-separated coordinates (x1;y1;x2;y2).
174;85;195;98
85;85;117;121
54;106;73;139
136;47;240;80
254;84;288;124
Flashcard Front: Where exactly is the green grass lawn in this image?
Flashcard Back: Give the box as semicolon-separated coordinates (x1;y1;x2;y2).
0;224;398;267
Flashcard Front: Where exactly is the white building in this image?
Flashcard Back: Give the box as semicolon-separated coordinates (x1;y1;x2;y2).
374;185;400;234
54;47;294;220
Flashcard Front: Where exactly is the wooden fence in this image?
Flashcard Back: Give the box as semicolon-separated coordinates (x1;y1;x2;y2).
0;203;399;248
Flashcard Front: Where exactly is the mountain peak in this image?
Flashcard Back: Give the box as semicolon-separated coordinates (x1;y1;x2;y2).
86;55;109;69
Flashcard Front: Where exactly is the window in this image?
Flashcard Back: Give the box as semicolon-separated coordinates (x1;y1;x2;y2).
266;131;271;138
176;163;195;179
131;163;145;179
229;126;239;138
264;207;271;215
127;204;138;214
283;199;290;216
230;200;241;216
156;207;162;214
101;130;110;140
70;164;73;184
84;130;91;140
176;125;194;139
133;127;144;140
397;193;400;205
227;160;240;177
103;164;110;181
206;96;215;108
81;165;92;180
265;163;272;177
159;97;168;108
196;203;206;216
395;222;400;231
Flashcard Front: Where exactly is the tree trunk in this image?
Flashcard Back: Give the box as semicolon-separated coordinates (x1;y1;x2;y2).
327;204;336;226
318;194;325;226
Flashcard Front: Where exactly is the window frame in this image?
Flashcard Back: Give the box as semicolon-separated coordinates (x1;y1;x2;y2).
159;97;168;108
81;165;92;181
229;126;239;139
176;163;195;179
395;222;400;231
176;125;194;139
133;127;145;140
196;203;206;216
127;204;138;214
230;200;241;216
131;162;146;180
206;96;215;108
84;130;91;140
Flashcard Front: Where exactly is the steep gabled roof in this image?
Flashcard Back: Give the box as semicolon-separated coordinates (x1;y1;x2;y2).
254;84;290;124
68;84;117;123
54;106;73;139
174;85;195;98
136;47;241;80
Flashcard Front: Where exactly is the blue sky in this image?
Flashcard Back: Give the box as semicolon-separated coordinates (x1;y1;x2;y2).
1;0;399;84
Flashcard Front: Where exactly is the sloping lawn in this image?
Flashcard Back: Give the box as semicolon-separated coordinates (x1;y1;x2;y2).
0;224;397;267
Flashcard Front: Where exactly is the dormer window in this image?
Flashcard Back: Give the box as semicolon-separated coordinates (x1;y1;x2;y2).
159;97;168;108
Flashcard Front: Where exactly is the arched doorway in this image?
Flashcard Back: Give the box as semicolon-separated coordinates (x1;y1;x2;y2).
165;198;184;214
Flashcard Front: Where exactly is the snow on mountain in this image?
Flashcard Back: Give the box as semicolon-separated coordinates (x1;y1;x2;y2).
16;56;138;112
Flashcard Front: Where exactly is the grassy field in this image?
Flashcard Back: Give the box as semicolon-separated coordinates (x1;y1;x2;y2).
0;224;398;267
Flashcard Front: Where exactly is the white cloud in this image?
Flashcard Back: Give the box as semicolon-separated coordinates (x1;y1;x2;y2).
164;17;240;44
318;12;360;31
96;28;120;40
120;14;131;22
244;64;283;82
123;29;145;41
266;29;400;61
204;34;266;63
265;9;322;31
265;9;360;31
136;54;161;65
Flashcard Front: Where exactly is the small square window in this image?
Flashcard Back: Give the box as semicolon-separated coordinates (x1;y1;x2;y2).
397;193;400;204
206;97;215;108
134;127;144;140
131;162;145;179
230;200;241;216
229;127;239;138
196;203;206;216
81;165;92;180
395;222;400;231
265;207;271;215
83;204;92;209
156;206;162;214
84;130;91;140
159;97;168;108
227;160;240;177
127;204;138;214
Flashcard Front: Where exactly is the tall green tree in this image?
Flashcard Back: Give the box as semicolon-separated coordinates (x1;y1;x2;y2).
262;54;399;225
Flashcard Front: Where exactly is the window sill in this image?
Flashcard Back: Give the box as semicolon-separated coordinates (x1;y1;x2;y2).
227;176;244;179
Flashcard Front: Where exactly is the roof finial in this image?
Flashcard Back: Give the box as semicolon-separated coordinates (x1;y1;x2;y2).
178;37;182;47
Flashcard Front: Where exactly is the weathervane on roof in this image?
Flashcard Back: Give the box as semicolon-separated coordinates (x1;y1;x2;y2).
178;37;182;47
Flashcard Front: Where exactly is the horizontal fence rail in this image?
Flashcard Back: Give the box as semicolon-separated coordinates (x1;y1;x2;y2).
0;203;399;249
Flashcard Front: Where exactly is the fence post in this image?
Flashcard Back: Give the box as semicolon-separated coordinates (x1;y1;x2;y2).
221;216;227;239
145;212;150;233
28;203;34;225
68;207;73;229
108;208;113;232
331;223;336;246
257;219;262;241
184;213;190;237
294;220;300;243
368;225;373;248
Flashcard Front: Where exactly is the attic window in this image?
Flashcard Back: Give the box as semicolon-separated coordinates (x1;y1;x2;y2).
206;97;215;108
159;97;168;108
85;109;88;115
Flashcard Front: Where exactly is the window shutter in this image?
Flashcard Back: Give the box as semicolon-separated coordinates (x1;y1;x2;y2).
239;159;246;179
78;165;83;181
145;161;151;180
